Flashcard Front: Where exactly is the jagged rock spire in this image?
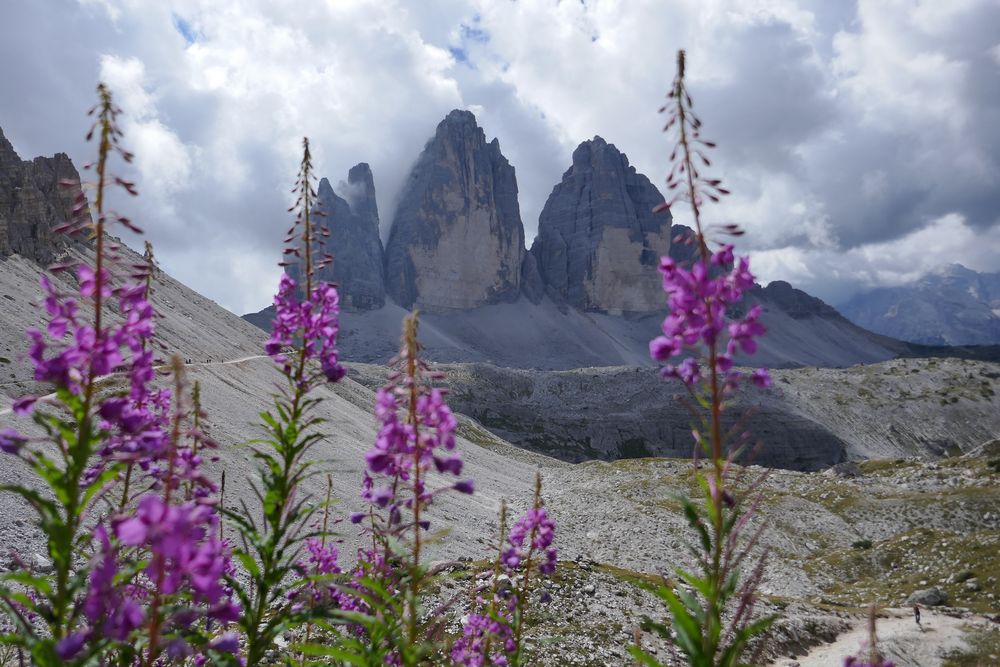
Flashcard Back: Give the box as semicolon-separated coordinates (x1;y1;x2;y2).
530;136;671;314
384;109;525;310
0;126;88;264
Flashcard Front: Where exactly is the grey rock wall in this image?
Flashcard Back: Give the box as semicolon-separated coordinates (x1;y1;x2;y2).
313;165;385;310
384;109;524;310
286;164;385;310
347;362;850;471
531;137;671;314
0;127;87;264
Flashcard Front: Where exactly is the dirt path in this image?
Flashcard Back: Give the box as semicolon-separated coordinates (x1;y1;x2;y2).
770;608;987;666
0;354;269;416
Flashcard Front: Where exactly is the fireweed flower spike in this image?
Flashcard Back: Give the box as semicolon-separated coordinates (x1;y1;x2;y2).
631;51;775;667
454;475;557;667
119;357;237;666
0;83;183;665
357;310;472;657
225;138;348;666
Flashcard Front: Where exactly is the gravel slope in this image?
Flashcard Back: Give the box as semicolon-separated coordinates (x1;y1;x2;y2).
1;248;999;664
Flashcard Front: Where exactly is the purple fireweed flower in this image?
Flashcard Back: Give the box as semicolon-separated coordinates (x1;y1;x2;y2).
295;538;361;611
362;381;464;514
78;265;112;299
750;367;772;389
55;631;89;660
12;395;37;416
114;496;235;606
165;639;192;659
0;428;27;455
207;632;241;655
452;612;514;667
650;248;770;391
24;268;174;482
265;273;345;385
84;526;146;641
502;507;557;576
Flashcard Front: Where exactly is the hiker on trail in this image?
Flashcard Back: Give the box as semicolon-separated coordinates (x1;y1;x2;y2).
913;604;922;629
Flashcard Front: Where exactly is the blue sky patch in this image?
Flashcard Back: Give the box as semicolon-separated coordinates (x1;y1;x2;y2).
172;14;196;45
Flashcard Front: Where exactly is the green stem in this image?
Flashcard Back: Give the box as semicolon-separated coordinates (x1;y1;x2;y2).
52;84;115;643
675;52;727;662
512;476;543;664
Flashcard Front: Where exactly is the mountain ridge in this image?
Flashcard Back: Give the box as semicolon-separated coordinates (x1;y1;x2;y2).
839;263;1000;346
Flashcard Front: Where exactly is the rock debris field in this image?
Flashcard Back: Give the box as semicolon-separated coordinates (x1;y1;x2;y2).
0;245;998;664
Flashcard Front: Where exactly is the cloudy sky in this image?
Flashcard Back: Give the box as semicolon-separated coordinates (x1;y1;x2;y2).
2;0;998;314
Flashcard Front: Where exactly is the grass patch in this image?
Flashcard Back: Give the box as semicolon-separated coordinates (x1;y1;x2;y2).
859;459;918;475
804;528;1000;613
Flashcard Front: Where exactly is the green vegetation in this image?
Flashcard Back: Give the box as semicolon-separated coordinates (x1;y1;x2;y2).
804;528;1000;614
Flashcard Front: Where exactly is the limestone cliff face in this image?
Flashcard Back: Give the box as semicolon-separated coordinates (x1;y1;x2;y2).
308;164;385;311
531;137;671;314
0;127;87;264
384;110;524;310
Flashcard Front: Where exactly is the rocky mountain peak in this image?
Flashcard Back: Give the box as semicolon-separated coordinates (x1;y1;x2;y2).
291;166;385;311
530;136;671;314
384;109;524;310
440;108;479;131
0;126;17;165
840;264;1000;345
0;126;88;264
756;280;841;319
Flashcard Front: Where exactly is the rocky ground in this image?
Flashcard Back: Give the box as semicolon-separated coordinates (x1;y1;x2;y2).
0;246;998;664
10;357;998;664
347;357;1000;470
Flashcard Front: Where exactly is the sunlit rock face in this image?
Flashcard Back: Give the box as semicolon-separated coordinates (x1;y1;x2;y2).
384;109;524;311
531;136;671;315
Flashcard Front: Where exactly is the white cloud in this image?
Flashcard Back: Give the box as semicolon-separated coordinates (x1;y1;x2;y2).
753;214;1000;304
99;55;194;199
0;0;996;315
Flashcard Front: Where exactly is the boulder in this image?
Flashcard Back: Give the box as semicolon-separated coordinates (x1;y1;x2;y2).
906;587;947;606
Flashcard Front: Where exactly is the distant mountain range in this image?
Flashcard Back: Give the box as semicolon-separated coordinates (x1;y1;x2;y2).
0;121;998;473
245;110;998;369
0;116;996;371
839;264;1000;346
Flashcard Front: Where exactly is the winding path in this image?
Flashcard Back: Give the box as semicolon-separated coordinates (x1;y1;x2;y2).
0;354;269;417
769;608;991;666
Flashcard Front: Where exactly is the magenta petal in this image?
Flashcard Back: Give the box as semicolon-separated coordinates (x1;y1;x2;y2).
114;517;147;545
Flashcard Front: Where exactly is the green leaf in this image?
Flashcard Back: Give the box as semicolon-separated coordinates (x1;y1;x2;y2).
627;645;665;667
293;643;369;665
659;586;703;661
234;552;261;579
676;569;712;600
676;585;706;625
0;572;52;596
719;614;777;667
681;498;711;554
